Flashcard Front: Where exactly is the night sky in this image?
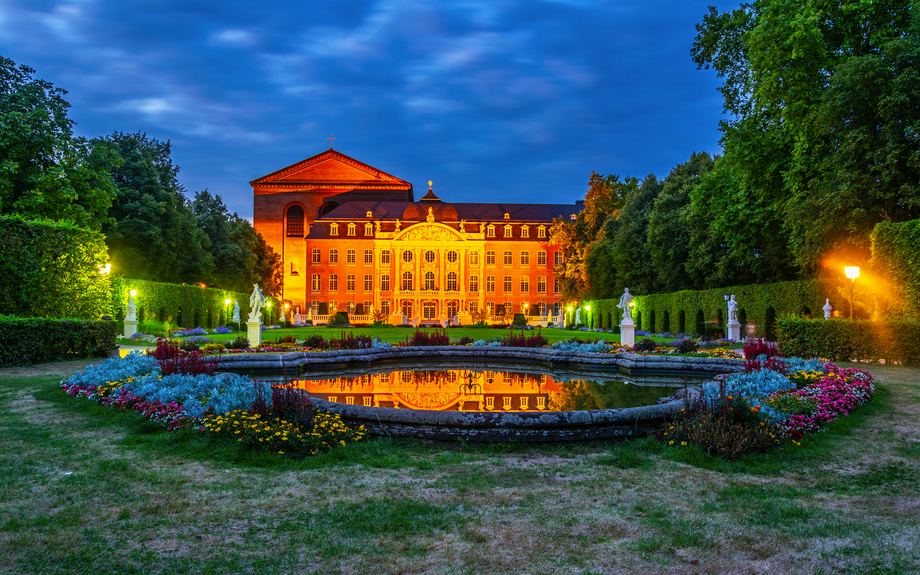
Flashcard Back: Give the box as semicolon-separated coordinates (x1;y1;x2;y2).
0;0;738;219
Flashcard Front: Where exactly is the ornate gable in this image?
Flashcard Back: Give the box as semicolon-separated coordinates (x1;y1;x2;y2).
394;222;464;243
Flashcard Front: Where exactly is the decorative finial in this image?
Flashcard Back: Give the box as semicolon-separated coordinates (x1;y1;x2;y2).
327;133;336;148
428;180;433;188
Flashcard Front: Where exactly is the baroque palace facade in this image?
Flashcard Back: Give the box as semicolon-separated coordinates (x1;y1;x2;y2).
251;149;580;325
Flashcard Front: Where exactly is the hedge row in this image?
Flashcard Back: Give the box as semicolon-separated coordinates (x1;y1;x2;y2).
778;317;920;366
870;219;920;321
0;316;117;366
572;279;842;339
110;277;278;330
0;215;111;320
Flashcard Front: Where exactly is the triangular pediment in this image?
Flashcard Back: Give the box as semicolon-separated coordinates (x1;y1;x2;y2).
250;150;410;188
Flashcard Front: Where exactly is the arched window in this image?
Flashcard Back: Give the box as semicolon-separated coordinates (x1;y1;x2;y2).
381;300;391;315
347;223;356;236
424;271;436;290
402;271;413;291
537;225;546;239
446;272;458;291
312;248;321;264
286;205;304;237
520;251;530;265
503;251;513;265
364;223;373;236
503;225;513;238
330;223;339;236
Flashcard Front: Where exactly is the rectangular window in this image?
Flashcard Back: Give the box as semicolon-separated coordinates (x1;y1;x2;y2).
329;300;338;312
503;251;512;265
469;252;479;265
503;225;512;238
503;397;511;409
538;251;546;266
538;226;546;239
312;248;321;264
364;301;373;314
486;251;496;265
364;223;373;236
364;249;373;264
536;396;546;409
520;251;530;265
329;249;339;264
381;274;390;291
487;225;495;237
553;302;561;316
486;276;495;293
469;301;478;314
521;226;529;238
504;276;512;293
347;224;356;236
381;300;391;315
328;396;337;403
311;274;321;292
520;277;529;293
330;223;339;236
329;275;338;291
537;276;546;293
469;275;479;292
554;252;563;266
364;274;373;291
346;249;356;264
381;250;391;264
346;275;355;292
363;396;372;407
486;396;494;409
346;396;355;405
520;397;529;410
554;277;560;293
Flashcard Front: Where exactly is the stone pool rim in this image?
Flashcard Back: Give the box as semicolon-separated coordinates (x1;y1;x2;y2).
213;347;745;442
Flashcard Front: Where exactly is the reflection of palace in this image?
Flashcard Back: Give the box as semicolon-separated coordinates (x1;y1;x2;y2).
251;149;581;325
293;369;560;412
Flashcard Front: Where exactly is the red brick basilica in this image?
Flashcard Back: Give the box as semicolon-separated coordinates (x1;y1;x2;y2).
251;149;580;326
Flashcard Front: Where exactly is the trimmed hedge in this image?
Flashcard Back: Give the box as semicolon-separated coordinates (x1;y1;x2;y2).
778;317;920;366
110;277;276;330
0;215;111;319
0;315;117;366
870;219;920;321
579;279;840;339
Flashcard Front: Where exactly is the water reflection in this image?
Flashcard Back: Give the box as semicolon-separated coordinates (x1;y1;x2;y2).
290;368;690;413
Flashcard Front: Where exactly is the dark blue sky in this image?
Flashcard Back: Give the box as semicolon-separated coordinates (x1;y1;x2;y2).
0;0;736;219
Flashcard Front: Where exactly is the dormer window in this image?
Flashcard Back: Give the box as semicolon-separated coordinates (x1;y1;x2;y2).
330;223;339;236
347;223;356;236
569;214;577;221
364;223;373;236
366;210;373;218
537;225;546;239
504;213;510;220
503;225;513;238
487;225;495;238
521;225;529;238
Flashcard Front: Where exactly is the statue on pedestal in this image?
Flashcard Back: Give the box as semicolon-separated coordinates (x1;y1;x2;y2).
823;298;833;319
617;288;634;322
125;294;136;322
575;308;582;326
232;300;240;323
727;294;739;324
248;284;265;322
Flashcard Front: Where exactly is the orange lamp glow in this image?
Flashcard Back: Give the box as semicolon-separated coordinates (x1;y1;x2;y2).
845;267;860;279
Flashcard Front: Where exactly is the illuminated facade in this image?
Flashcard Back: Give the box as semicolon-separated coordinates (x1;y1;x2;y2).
251;149;581;325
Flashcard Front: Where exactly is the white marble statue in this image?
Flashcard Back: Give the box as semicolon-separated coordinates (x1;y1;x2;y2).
575;307;582;325
727;294;739;324
617;288;634;322
125;294;136;322
232;300;240;323
248;284;265;323
823;298;833;319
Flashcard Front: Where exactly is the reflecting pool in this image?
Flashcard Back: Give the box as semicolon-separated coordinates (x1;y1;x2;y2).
279;362;712;413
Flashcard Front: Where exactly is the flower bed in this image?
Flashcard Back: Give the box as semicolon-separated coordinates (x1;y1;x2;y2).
60;351;365;457
658;356;875;458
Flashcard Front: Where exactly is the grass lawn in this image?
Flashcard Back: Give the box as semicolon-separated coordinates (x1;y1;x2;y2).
118;325;740;348
0;359;917;574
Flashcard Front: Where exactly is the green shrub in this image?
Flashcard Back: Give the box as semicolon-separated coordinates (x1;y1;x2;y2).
0;315;117;366
871;219;920;321
635;337;657;351
658;412;780;461
512;313;527;326
331;311;350;325
0;215;111;319
777;317;920;365
111;277;250;330
224;336;250;350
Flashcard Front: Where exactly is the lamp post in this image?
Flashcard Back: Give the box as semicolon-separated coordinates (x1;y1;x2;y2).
585;304;591;328
845;267;860;320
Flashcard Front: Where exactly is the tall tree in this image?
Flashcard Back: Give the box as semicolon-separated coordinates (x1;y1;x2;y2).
101;132;211;282
0;56;118;228
191;190;283;295
692;0;918;271
611;174;663;295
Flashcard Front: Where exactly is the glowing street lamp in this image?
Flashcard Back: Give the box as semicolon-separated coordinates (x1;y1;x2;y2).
129;289;137;298
845;267;860;320
224;298;231;306
99;263;111;275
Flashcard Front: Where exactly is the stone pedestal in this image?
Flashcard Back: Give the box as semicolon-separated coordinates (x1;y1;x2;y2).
457;312;472;326
727;322;741;342
246;320;262;348
620;320;635;347
123;320;137;340
388;312;404;326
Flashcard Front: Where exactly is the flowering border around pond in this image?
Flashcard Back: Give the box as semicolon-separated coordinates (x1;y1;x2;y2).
658;357;875;459
60;352;366;458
